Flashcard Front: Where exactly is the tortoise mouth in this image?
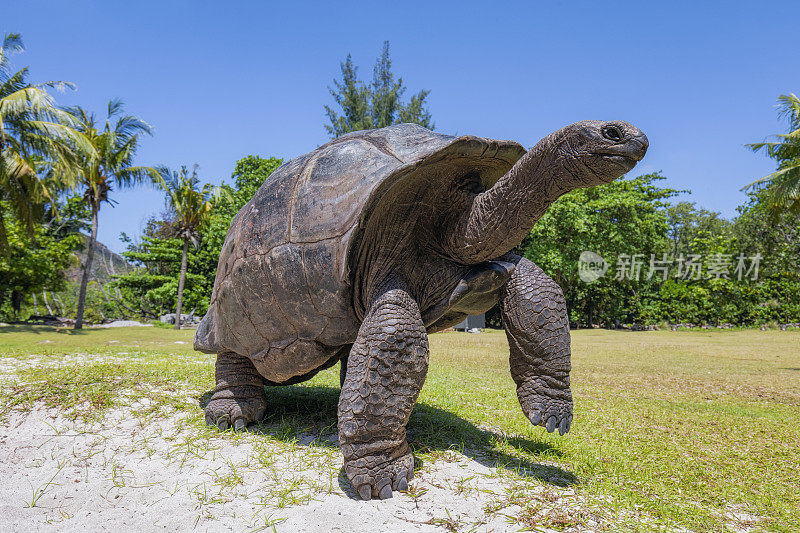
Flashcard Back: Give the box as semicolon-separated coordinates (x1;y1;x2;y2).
597;153;637;165
591;145;643;172
592;138;648;164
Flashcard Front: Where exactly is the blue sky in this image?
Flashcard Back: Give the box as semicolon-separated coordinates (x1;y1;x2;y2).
6;1;799;253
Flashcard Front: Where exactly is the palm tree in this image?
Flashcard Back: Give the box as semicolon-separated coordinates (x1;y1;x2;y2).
745;93;800;217
65;99;158;329
158;164;216;329
0;32;91;253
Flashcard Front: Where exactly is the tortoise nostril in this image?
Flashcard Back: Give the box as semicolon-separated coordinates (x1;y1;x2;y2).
601;125;623;142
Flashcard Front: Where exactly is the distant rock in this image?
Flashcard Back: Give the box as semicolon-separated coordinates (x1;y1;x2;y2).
94;320;152;328
67;235;133;284
160;313;201;326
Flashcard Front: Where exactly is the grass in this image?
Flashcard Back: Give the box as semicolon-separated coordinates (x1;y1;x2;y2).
0;325;798;531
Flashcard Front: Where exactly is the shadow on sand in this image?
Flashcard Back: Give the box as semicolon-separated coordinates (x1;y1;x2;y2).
200;383;576;490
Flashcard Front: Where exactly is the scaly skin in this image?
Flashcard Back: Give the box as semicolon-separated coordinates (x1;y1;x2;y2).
501;255;573;435
205;352;268;431
338;283;428;500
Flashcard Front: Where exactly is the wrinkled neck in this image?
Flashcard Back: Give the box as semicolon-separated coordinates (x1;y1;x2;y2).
442;135;574;264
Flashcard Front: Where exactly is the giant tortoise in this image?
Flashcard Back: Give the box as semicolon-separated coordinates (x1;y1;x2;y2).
195;121;648;500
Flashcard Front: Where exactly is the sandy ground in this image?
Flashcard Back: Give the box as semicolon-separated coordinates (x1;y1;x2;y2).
0;403;596;532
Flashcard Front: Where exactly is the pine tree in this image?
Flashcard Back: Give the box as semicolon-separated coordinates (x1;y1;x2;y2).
324;41;433;137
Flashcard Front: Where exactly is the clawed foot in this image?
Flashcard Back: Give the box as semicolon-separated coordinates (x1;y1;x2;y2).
204;391;267;432
524;394;573;436
344;447;415;501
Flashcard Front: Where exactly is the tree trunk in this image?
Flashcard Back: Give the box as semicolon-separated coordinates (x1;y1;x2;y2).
75;203;99;329
51;292;63;316
95;282;130;319
42;291;54;315
32;293;39;315
174;238;189;330
11;290;23;313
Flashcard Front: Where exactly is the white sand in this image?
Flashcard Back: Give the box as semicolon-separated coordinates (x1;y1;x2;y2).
0;403;597;532
0;349;599;532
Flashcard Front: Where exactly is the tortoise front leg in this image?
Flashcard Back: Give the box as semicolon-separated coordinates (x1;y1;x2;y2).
501;255;573;435
338;283;429;500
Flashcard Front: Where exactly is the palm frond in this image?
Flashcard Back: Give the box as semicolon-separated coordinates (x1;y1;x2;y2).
776;93;800;130
0;85;57;116
745;93;800;217
0;67;27;97
114;165;161;189
18;120;94;155
107;97;124;118
61;104;95;128
34;80;77;93
2;33;23;53
746;141;780;153
113;114;153;140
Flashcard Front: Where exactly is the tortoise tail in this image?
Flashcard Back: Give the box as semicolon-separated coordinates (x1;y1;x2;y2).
194;307;220;353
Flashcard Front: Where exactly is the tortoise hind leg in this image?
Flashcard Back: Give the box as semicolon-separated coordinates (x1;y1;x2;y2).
205;351;267;431
338;344;352;388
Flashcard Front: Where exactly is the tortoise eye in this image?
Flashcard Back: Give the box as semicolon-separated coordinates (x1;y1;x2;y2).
602;125;623;142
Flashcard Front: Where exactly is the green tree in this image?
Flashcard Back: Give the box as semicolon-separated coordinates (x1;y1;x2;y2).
228;155;283;209
732;190;799;280
0;32;90;253
665;201;731;257
158;164;218;329
324;41;433;137
0;200;81;319
63;100;158;329
746;93;800;216
116;229;199;319
515;176;800;327
519;173;678;326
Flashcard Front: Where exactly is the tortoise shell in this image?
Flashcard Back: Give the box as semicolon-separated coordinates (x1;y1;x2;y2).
195;124;524;382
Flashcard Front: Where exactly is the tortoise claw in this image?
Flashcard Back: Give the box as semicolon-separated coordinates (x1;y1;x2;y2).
204;391;267;432
357;485;372;501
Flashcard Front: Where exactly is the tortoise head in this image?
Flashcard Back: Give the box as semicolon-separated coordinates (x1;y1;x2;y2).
441;120;649;264
552;120;649;188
